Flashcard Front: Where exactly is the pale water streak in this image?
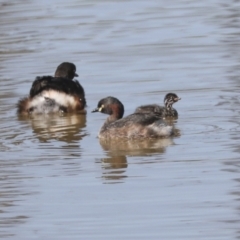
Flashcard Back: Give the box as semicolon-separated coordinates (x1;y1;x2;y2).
0;0;240;239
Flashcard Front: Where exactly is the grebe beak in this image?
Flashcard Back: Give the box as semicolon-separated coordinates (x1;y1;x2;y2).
74;72;79;77
92;104;104;113
92;108;99;113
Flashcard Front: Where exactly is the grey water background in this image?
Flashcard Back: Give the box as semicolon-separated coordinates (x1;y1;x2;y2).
1;0;240;239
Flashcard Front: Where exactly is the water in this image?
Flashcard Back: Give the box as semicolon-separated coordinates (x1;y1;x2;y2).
0;0;240;239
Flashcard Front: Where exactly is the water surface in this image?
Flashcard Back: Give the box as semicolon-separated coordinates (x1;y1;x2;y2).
0;0;240;239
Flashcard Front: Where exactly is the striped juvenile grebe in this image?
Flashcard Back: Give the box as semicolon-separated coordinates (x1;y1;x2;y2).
135;93;181;119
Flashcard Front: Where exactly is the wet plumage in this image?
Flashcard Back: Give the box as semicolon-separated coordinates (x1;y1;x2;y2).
17;62;86;115
92;96;173;139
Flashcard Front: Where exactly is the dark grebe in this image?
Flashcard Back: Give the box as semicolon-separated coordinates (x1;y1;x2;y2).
17;62;86;115
92;96;173;139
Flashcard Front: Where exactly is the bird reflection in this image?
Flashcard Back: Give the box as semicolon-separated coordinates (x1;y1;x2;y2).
98;137;175;183
99;137;174;156
102;155;128;169
101;155;128;182
17;113;87;143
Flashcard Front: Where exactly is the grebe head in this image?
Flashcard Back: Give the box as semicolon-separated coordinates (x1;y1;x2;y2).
164;93;181;109
92;96;124;120
54;62;78;80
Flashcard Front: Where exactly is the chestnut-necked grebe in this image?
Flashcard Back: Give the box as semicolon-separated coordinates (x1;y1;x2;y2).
92;96;173;139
